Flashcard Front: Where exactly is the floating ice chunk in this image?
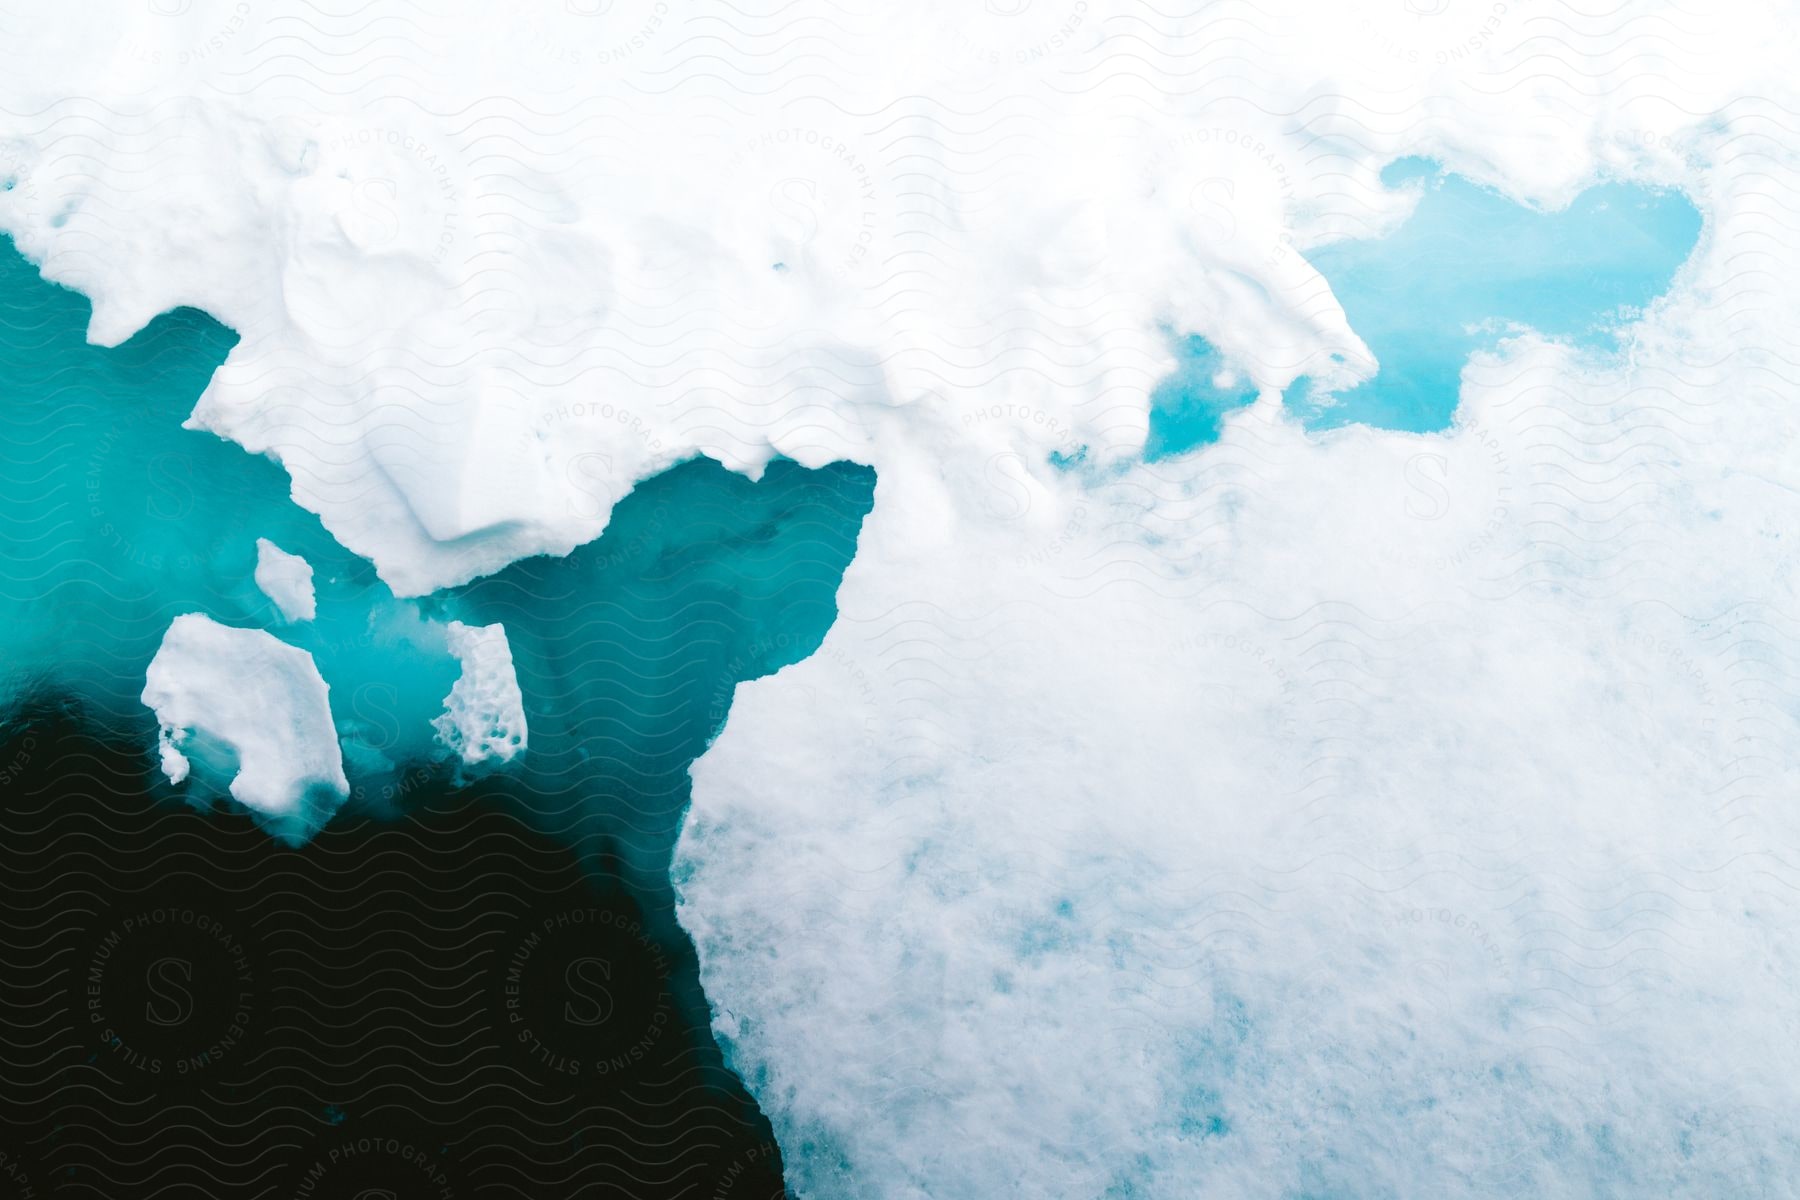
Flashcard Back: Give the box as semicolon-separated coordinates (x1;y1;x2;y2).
253;537;316;623
141;613;348;836
432;620;528;767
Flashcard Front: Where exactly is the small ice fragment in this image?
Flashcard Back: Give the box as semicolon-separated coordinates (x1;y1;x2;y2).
254;538;317;623
141;613;348;830
432;621;528;767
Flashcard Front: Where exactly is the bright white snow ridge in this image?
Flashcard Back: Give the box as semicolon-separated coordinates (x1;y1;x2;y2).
10;1;1800;1196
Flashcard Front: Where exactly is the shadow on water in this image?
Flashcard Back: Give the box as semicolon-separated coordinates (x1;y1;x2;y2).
0;234;874;1198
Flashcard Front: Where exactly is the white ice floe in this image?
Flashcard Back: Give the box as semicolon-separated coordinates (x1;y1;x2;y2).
253;537;315;623
432;620;527;767
141;613;347;834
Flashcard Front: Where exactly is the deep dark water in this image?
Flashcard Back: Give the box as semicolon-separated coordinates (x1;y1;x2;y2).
0;692;795;1198
0;235;877;1198
0;455;875;1199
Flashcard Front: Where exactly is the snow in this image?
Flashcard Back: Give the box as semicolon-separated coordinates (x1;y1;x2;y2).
141;613;347;836
253;537;315;623
683;348;1800;1194
8;0;1800;1194
431;620;527;768
0;0;1474;596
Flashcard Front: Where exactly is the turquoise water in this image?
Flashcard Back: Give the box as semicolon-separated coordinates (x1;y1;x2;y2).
0;236;457;792
448;456;872;897
0;233;872;1195
1287;157;1701;431
1148;157;1702;456
1145;333;1263;461
0;234;874;854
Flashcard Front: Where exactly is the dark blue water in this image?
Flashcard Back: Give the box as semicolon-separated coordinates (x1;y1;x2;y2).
0;233;875;1197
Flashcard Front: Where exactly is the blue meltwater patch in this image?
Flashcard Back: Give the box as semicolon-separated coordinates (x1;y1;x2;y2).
1147;157;1701;457
1284;156;1702;433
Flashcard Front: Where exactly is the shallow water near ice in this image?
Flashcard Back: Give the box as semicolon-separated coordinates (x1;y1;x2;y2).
1146;333;1264;461
1148;158;1702;457
0;232;871;831
0;232;874;1194
1287;157;1702;432
0;233;458;776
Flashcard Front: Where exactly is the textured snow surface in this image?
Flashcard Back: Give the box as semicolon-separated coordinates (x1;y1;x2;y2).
432;620;527;767
253;537;316;623
141;613;347;831
8;1;1800;1196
